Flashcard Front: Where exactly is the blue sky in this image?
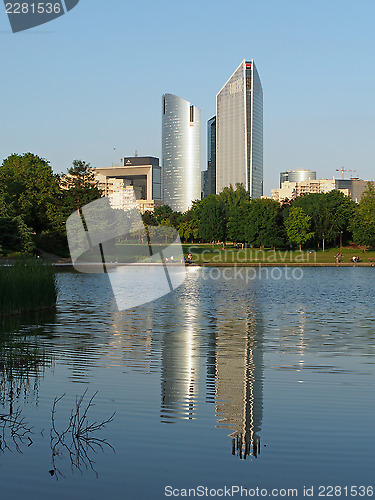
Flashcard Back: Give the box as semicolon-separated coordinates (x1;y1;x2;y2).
1;0;374;195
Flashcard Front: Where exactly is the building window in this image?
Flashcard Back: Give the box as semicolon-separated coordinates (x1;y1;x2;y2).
163;96;166;115
190;105;194;123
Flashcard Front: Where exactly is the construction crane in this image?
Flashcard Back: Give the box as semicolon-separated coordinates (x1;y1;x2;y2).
336;167;357;180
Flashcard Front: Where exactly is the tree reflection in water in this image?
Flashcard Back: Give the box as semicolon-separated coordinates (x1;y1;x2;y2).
0;316;116;477
0;406;33;453
0;314;55;411
0;317;53;454
50;391;115;480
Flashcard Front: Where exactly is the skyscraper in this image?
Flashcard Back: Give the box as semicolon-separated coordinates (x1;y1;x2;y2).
206;116;216;196
162;94;201;212
216;60;263;198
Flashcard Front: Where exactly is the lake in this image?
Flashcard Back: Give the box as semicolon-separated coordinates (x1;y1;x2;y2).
0;267;374;499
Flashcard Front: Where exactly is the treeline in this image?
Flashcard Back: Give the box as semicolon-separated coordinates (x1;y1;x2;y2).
0;153;101;256
1;153;374;257
143;183;375;250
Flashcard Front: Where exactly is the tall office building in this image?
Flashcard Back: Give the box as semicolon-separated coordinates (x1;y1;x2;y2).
202;116;216;199
216;60;263;198
162;94;201;212
206;116;216;196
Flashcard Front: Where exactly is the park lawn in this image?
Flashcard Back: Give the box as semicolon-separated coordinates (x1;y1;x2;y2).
182;244;375;265
97;243;375;265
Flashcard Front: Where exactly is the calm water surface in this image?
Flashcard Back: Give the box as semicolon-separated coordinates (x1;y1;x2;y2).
0;267;374;499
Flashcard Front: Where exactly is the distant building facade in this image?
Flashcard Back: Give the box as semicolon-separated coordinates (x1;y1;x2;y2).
279;169;316;188
271;177;370;203
162;93;201;212
216;60;263;198
206;116;216;196
201;170;208;199
202;116;217;199
335;179;370;203
94;156;162;213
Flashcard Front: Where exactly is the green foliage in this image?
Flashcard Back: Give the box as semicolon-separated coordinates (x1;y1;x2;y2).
293;191;356;250
197;195;227;242
350;182;375;246
218;183;250;209
153;204;173;223
285;207;314;250
13;216;36;255
0;191;10;218
153;205;182;229
148;225;177;244
0;153;59;232
33;231;70;258
0;217;35;255
142;210;156;226
246;199;285;248
227;204;248;243
61;160;102;204
0;259;57;316
48;160;102;234
178;219;199;242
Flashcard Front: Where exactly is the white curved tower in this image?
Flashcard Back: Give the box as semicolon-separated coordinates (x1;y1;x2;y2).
162;94;201;212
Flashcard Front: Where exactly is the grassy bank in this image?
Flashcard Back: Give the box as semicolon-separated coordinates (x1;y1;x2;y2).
0;259;58;317
182;244;375;265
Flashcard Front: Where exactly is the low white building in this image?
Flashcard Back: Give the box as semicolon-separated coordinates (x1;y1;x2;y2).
94;156;162;214
271;178;349;202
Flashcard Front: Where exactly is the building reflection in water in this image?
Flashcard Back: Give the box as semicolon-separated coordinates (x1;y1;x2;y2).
160;291;201;423
157;270;264;460
109;306;155;373
106;268;264;459
214;302;263;460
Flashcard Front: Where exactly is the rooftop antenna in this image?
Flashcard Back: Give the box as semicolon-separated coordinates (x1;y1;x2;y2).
135;150;138;157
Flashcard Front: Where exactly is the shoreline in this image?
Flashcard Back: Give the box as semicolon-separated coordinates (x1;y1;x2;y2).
49;261;375;268
0;304;56;318
1;260;374;268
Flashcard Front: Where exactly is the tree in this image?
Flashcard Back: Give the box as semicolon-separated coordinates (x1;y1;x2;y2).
142;210;156;226
294;191;356;251
60;159;102;210
152;205;182;229
285;207;314;251
198;195;227;243
178;219;199;243
245;199;285;248
0;216;35;255
218;183;250;210
153;205;173;224
227;203;249;244
221;184;251;245
0;191;10;218
350;182;375;247
0;153;59;232
48;160;102;234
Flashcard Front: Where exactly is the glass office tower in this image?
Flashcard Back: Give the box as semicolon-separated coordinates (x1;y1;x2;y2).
162;94;201;212
206;116;216;196
216;60;263;198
